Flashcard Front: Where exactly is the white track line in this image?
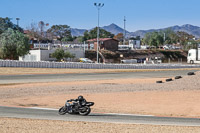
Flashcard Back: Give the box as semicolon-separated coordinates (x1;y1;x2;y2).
29;107;58;111
104;113;154;117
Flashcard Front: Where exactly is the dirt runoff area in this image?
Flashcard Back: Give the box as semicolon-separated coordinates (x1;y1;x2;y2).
1;118;200;133
1;67;200;132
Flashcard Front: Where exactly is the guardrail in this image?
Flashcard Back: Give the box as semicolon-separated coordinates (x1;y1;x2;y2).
0;60;200;69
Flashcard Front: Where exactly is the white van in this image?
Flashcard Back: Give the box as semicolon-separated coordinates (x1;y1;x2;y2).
187;49;200;64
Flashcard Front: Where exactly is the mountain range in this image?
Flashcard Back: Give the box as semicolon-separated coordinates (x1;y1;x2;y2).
71;23;200;38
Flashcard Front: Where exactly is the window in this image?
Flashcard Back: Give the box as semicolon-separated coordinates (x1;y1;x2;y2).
49;54;53;58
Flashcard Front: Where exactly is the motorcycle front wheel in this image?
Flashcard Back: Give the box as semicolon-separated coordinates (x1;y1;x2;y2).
58;106;67;115
79;107;91;116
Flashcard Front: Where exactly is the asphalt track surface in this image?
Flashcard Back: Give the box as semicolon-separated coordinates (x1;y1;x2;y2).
0;70;200;126
0;70;198;84
0;106;200;126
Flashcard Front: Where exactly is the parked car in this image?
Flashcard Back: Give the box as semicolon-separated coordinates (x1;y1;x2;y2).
163;45;169;50
153;57;162;64
121;59;137;64
79;58;93;63
137;58;146;63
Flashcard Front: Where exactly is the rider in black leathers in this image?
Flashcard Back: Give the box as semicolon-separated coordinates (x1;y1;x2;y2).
66;95;86;113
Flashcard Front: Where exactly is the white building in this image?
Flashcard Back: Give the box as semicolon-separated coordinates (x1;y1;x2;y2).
19;49;56;62
118;45;130;50
33;43;49;49
19;49;85;62
129;40;141;50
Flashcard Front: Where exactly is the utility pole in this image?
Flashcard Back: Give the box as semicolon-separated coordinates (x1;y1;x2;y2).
94;3;104;63
123;16;126;45
163;32;166;45
84;41;86;57
196;42;199;61
164;33;166;42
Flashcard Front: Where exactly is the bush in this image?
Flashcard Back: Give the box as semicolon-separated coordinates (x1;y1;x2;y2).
0;48;3;59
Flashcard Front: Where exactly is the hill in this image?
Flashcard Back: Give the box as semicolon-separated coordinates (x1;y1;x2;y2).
71;23;200;38
131;24;200;38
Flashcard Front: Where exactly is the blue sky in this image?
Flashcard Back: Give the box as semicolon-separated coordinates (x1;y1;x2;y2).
0;0;200;32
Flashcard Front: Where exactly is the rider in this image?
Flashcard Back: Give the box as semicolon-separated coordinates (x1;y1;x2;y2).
66;95;87;112
77;95;87;107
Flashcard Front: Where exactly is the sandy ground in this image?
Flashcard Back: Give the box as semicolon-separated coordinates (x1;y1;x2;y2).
1;118;200;133
0;67;165;75
1;67;200;132
0;67;200;75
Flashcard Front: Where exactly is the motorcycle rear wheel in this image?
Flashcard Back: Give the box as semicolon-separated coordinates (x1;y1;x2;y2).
58;106;67;115
79;107;91;116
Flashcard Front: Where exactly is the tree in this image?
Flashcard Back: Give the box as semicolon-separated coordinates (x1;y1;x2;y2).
65;51;75;59
26;22;50;43
154;32;164;47
26;22;41;41
0;28;30;59
113;33;124;41
161;29;178;44
52;48;75;61
0;17;23;35
47;25;73;42
74;36;84;43
143;32;164;47
177;31;197;49
82;30;90;42
143;29;181;48
82;27;114;41
142;32;152;45
177;31;194;46
0;48;3;58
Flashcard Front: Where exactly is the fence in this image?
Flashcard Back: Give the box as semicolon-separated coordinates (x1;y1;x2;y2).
0;60;200;69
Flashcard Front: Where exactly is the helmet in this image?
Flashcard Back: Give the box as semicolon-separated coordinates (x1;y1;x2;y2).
78;95;84;100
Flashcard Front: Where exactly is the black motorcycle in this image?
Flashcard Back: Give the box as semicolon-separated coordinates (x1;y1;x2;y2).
58;100;94;116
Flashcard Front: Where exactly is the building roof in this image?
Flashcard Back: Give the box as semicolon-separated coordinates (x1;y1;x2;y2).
24;30;30;34
87;38;119;42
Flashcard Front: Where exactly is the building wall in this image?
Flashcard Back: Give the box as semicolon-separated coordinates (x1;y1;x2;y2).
66;49;85;59
129;40;141;49
34;43;49;49
94;40;118;51
19;50;41;61
103;40;118;51
19;49;85;62
40;50;55;61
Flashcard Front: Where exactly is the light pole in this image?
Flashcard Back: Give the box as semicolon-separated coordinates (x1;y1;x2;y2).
123;16;126;45
16;18;20;26
94;3;104;63
163;32;166;44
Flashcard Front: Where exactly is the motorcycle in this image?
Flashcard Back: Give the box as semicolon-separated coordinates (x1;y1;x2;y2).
58;99;94;116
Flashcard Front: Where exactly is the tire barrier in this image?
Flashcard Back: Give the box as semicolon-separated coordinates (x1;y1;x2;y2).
156;81;163;83
175;76;182;79
166;78;173;82
187;72;195;76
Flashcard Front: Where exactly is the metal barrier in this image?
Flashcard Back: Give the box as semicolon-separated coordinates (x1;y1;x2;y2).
0;60;200;69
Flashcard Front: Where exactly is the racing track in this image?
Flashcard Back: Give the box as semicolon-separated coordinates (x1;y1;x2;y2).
0;70;200;126
0;70;197;84
0;106;200;126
